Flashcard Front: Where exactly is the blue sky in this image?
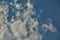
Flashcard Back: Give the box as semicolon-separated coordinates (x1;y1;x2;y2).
34;0;60;40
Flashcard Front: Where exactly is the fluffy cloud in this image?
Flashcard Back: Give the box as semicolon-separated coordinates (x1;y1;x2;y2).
0;0;58;40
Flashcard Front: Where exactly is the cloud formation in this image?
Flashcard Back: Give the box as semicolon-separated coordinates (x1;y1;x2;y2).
0;0;58;40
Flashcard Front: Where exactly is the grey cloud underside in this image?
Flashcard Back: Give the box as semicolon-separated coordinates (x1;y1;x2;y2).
0;0;58;40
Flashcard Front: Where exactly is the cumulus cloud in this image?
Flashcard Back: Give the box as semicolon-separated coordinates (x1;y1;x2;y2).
0;0;58;40
10;0;39;40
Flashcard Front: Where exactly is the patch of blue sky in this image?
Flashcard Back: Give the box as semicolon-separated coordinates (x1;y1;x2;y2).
7;6;16;22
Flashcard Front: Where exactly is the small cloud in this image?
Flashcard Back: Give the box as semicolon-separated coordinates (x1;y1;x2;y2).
42;19;57;32
40;9;43;13
26;0;33;9
15;3;22;10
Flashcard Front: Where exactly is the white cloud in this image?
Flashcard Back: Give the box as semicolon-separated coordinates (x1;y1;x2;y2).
9;0;39;40
26;1;33;9
15;3;22;10
42;19;57;32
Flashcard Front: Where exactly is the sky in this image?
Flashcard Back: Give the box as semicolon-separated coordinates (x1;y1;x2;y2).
35;0;60;40
33;0;60;39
